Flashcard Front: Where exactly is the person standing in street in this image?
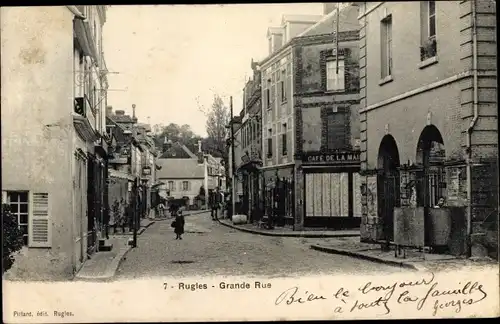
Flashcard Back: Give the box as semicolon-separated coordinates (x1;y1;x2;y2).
210;187;222;221
171;209;185;240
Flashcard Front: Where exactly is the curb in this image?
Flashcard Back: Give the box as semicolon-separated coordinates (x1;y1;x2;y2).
218;220;360;238
75;245;132;281
310;244;419;270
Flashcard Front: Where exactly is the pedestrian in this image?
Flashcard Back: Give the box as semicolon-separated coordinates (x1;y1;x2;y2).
158;200;166;218
434;196;446;208
171;209;185;240
210;187;222;221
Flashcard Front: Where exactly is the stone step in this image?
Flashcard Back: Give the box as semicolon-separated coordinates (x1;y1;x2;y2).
99;239;114;252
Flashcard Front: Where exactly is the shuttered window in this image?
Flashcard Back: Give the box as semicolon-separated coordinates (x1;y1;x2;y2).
4;191;51;248
29;192;51;247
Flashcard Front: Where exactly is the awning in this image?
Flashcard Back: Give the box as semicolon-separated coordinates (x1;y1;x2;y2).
74;19;98;61
236;159;263;174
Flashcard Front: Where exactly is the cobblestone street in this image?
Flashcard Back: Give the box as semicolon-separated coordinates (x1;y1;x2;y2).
116;212;409;279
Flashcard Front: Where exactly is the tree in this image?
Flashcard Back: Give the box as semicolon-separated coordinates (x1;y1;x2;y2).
152;123;202;154
203;94;231;159
2;204;24;274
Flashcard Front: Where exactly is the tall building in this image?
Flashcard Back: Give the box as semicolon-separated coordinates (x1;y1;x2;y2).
1;6;110;279
236;60;263;222
259;3;362;229
358;1;497;258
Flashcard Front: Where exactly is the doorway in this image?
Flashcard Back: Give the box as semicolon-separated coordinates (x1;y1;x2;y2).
377;135;401;242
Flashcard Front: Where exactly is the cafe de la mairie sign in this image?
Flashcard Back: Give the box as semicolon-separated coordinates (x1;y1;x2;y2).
301;151;361;166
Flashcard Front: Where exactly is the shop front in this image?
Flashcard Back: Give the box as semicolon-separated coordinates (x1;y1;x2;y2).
262;165;295;227
300;151;362;229
236;155;263;223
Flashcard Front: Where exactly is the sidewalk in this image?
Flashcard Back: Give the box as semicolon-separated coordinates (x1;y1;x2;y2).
74;236;131;281
218;218;360;238
310;236;498;272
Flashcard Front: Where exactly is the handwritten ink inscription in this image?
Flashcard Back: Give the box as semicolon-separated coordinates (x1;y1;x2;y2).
274;273;488;317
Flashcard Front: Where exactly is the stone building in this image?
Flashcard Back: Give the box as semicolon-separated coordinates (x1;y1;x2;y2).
1;6;110;279
358;1;497;258
260;14;323;226
236;60;263;222
259;3;362;229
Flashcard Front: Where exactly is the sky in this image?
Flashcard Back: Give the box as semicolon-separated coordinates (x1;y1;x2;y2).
103;3;324;137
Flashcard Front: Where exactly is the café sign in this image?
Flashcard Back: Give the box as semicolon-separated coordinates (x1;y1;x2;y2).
302;151;360;165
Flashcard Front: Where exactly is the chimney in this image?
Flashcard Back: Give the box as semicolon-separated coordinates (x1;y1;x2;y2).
198;140;202;153
132;104;138;123
115;110;125;116
106;106;113;116
162;136;172;153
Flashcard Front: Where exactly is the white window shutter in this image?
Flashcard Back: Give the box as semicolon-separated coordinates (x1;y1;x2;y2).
28;192;51;248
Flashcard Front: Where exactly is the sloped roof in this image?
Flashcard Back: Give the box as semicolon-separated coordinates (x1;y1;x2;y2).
282;14;323;25
297;4;360;38
158;141;197;159
156;158;205;179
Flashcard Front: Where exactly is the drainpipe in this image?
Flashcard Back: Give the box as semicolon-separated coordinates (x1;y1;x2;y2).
466;0;479;257
67;6;86;20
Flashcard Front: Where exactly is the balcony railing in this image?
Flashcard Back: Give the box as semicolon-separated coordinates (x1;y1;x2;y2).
74;95;97;133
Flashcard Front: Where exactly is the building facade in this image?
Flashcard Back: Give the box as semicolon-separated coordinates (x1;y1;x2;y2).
236;60;263;222
260;15;322;226
258;4;362;229
1;6;109;279
358;1;497;258
293;4;362;230
156;141;206;208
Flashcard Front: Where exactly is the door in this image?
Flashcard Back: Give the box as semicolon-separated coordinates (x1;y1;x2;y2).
74;156;85;270
378;172;399;242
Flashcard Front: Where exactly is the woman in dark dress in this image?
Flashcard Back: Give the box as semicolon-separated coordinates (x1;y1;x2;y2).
172;209;185;240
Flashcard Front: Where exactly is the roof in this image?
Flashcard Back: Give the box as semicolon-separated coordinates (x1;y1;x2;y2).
297;4;360;38
158;142;197;159
156;158;205;179
281;14;323;24
109;114;135;124
267;26;283;38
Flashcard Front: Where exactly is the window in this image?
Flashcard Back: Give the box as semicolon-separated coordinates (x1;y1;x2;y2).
266;79;271;109
282;123;287;155
168;181;175;191
327;112;348;150
381;15;393;78
428;1;436;40
182;181;189;191
420;1;437;61
4;191;51;247
326;60;345;91
5;191;29;245
267;129;273;158
281;70;286;102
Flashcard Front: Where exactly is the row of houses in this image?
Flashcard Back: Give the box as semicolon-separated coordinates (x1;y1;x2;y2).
229;1;497;259
2;6;115;280
1;6;164;280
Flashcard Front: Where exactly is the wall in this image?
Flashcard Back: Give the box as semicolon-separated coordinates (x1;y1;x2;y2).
359;1;498;250
363;2;463;106
1;6;76;280
261;48;294;167
159;178;204;205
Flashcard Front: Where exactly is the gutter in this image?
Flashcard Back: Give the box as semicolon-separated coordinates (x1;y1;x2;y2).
465;0;479;257
67;6;86;20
